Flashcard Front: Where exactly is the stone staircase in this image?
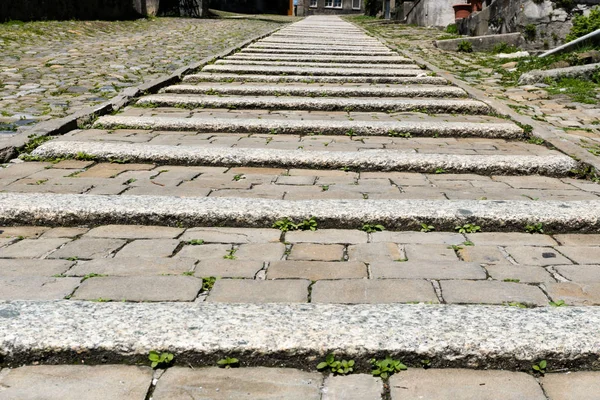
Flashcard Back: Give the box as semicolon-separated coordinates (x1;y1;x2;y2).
1;15;599;399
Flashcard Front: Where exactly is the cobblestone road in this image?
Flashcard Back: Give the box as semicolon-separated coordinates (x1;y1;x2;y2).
0;17;289;133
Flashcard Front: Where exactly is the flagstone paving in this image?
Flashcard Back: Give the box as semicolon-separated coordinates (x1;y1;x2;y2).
1;14;600;397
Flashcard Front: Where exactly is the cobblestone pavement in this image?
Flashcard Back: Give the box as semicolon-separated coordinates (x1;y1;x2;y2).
1;225;600;304
0;365;598;400
0;17;289;133
349;19;600;161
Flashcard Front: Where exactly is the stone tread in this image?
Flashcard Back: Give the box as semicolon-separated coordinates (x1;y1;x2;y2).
183;73;450;84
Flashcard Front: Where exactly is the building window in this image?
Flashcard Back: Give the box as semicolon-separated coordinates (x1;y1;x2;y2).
325;0;333;6
310;0;317;7
352;0;361;9
333;0;342;7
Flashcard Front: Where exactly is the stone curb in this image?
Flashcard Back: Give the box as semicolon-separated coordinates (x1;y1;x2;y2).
137;94;490;113
162;84;467;98
348;20;600;173
1;301;599;369
95;115;523;138
0;24;287;163
31;141;574;176
184;73;449;84
0;193;597;231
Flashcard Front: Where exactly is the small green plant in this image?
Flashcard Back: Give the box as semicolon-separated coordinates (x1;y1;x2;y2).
273;217;318;232
446;23;458;34
233;174;245;181
273;217;297;232
524;24;537;41
503;278;521;283
149;351;174;369
202;277;217;291
223;249;237;260
361;224;385;233
388;130;411;138
550;299;566;307
525;223;544;234
463;240;474;246
527;137;545;145
317;353;355;375
297;216;318;231
420;223;435;233
434;168;446;174
455;224;481;233
532;359;547;375
491;42;519;54
217;357;239;369
187;239;205;245
457;40;473;53
371;356;407;379
321;185;329;191
420;359;431;369
506;301;527;308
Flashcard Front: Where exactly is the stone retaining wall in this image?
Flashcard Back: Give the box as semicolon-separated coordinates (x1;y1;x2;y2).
1;0;139;22
457;0;600;49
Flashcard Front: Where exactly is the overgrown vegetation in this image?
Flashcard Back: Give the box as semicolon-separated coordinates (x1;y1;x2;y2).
567;6;600;42
317;354;355;375
457;40;473;53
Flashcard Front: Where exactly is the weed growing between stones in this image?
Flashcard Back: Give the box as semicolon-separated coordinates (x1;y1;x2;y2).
420;223;435;232
532;359;547;375
217;357;240;368
457;40;473;53
455;223;481;233
525;223;544;234
273;217;318;232
18;134;56;155
360;224;385;233
149;351;174;369
370;356;407;379
317;353;355;375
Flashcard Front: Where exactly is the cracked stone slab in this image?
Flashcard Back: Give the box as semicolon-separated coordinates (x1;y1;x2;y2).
162;84;467;98
31;141;575;176
95;115;522;138
1;301;600;369
137;94;490;114
184;73;450;84
0;193;598;232
202;64;425;76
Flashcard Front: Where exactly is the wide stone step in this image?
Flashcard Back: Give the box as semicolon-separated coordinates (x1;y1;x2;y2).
137;94;490;113
2;301;599;369
0;192;597;230
31;141;575;176
201;64;424;77
226;54;415;63
216;60;420;69
239;48;394;56
161;84;467;98
95;115;523;139
184;73;449;85
248;43;391;51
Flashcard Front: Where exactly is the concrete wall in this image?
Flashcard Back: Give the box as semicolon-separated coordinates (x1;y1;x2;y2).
0;0;145;21
300;0;365;16
405;0;456;28
457;0;600;49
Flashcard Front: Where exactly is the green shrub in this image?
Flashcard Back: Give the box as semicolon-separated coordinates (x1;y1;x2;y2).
524;24;537;41
566;6;600;42
446;23;458;34
457;40;473;53
491;42;519;54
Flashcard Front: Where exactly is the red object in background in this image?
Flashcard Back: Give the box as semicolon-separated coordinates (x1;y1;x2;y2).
453;3;472;19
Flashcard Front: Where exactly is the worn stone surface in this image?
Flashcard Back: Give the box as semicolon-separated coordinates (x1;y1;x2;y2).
72;276;202;301
0;365;152;400
311;279;438;304
207;279;310;303
268;261;366;280
0;276;80;300
441;280;549;306
322;374;383;400
540;372;600;400
152;367;322;400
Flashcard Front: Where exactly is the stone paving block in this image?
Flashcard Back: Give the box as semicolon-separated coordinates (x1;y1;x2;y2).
275;175;316;185
268;261;367;280
0;238;13;248
176;243;232;260
554;246;600;264
553;234;600;246
441;280;548;306
229;167;287;175
77;163;154;178
85;225;184;239
0;259;73;277
485;264;556;283
152;367;322;400
540;372;600;400
404;244;459;262
285;229;367;244
322;374;383;400
371;231;465;245
181;227;281;243
0;226;49;238
49;238;126;260
287;243;345;261
347;243;404;263
0;365;152;400
466;232;558;246
195;260;264;278
506;246;572;265
0;276;80;300
235;243;286;261
73;276;202;301
207;279;310;303
0;238;71;258
51;160;95;169
544;282;600;306
494;176;575;190
41;227;89;238
115;239;180;258
553;265;600;282
370;261;486;280
67;258;195;277
389;369;546;400
458;245;511;264
311;279;438;304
